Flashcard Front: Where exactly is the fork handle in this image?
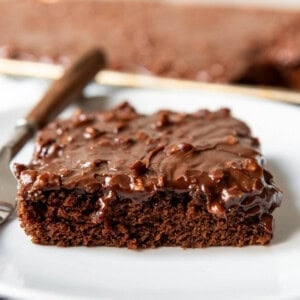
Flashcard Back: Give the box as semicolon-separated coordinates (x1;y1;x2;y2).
7;48;105;158
25;48;106;130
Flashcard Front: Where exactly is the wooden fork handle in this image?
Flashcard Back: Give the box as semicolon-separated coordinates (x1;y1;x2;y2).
25;48;106;129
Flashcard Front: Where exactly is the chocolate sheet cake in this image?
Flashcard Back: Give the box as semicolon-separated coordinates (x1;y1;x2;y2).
14;103;282;248
1;0;300;88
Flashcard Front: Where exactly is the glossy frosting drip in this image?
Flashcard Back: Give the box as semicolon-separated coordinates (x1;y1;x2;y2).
15;103;282;225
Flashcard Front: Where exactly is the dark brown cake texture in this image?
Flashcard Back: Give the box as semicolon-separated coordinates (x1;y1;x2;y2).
1;0;300;88
14;102;282;248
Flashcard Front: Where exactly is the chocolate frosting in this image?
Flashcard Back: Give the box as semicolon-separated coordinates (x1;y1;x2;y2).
15;103;282;228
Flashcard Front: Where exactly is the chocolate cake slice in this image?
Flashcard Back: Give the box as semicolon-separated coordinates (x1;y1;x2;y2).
14;103;282;248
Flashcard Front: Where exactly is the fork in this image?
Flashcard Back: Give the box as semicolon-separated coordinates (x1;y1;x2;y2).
0;48;105;224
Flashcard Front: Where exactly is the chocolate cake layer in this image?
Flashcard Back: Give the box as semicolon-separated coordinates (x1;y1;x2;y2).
1;1;300;87
15;103;282;248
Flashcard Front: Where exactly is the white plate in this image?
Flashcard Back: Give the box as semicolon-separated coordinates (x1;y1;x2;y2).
0;87;299;300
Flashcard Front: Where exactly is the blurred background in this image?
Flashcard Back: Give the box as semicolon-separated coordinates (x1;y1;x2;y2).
1;0;300;90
